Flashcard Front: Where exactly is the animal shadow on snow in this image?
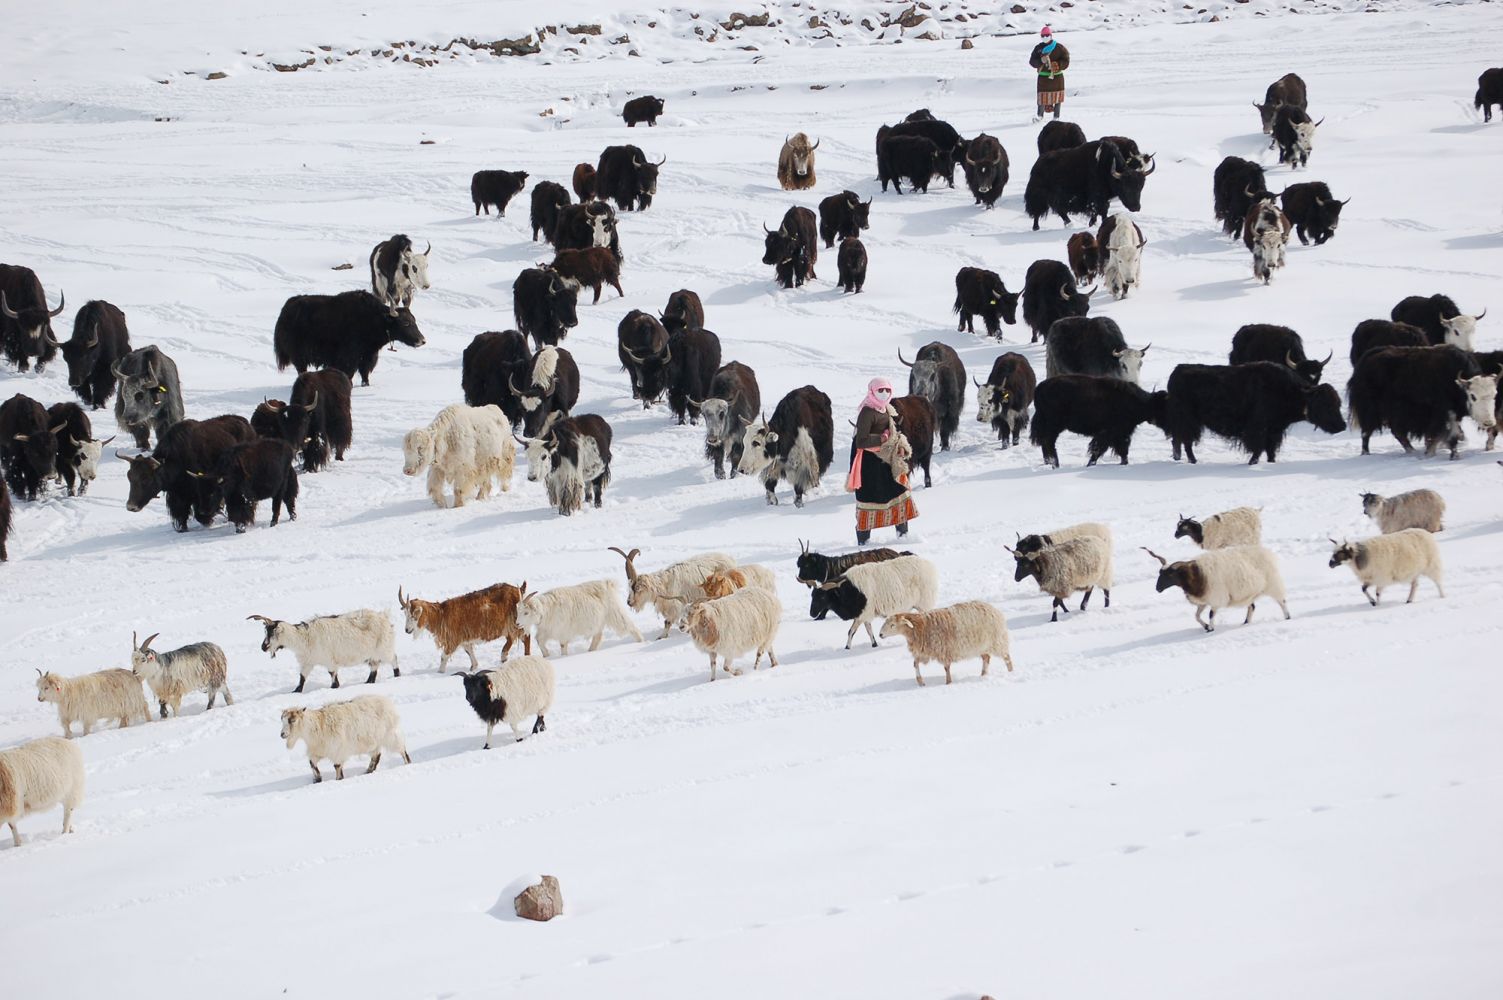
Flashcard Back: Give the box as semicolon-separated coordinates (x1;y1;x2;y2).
1445;233;1503;252
1432;123;1492;136
1177;277;1260;302
706;278;793;308
1092;624;1233;658
213;773;320;799
1217;133;1275;158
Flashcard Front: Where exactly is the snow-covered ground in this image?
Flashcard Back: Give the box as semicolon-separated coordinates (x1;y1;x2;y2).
4;3;1503;998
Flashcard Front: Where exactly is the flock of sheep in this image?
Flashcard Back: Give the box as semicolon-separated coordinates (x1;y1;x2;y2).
2;479;1450;847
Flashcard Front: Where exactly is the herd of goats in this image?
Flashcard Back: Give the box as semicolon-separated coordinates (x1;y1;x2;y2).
3;66;1502;848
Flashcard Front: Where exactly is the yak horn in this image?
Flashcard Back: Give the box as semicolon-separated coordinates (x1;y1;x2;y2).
0;293;16;319
1003;544;1018;556
48;291;65;317
1058;284;1073;302
1321;350;1333;365
762;222;771;233
1083;285;1099;299
655;154;667;166
84;325;99;349
1475;308;1488;321
608;546;641;582
1286;350;1298;369
423;241;431;256
1141;547;1167;567
114;449;133;460
1314;117;1325;127
973;375;985;388
897;348;914;368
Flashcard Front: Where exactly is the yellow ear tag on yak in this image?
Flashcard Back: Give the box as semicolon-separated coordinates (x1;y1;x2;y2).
156;385;167;392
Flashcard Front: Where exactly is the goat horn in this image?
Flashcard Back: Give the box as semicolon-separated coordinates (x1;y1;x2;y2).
897;348;914;368
142;633;159;651
397;586;406;607
132;630;138;649
246;614;275;623
1141;547;1167;567
608;546;641;582
48;290;65;317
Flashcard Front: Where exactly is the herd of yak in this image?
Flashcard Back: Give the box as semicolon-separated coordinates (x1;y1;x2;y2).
1;65;1501;558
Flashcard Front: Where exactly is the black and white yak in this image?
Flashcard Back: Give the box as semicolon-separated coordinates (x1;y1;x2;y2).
735;385;834;508
1212;156;1273;241
511;345;580;438
369;235;431;312
1348;345;1498;460
1280;182;1347;246
698;361;761;480
975;352;1037;448
1390;294;1486;351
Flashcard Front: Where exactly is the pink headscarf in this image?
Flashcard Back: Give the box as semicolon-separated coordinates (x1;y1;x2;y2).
860;377;894;413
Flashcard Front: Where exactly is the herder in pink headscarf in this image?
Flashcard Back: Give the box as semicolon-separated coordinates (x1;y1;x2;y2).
846;377;917;545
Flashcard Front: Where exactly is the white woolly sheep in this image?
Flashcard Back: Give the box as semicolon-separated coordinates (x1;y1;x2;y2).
515;580;642;656
609;546;737;639
280;695;411;783
700;564;778;599
129;631;231;719
1329;529;1444;606
460;655;556;749
1174;507;1263;549
879;601;1015;686
402;403;516;508
1361;489;1445;534
815;554;939;649
1007;537;1113;623
1144;544;1290;632
35;668;151;737
1;736;85;847
1014;521;1113;559
678;586;782;680
248;609;399;693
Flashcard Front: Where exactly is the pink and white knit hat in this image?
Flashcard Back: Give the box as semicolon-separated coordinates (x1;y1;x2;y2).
1040;25;1053;37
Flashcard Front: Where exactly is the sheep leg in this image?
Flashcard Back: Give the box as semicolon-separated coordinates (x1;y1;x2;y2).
766;647;778;668
426;467;447;507
1195;605;1213;632
1103;588;1111;608
205;689;217;710
943;663;953;685
294;674;307;694
1373;586;1384;606
1080;587;1093;611
80;721;92;736
589;630;603;651
709;653;719;680
1432;577;1445;599
658;619;674;640
752;648;763;670
330;670;341;689
9;821;22;847
367;753;382;774
980;655;990;677
157;700;168;720
223;688;235;706
844;622;859;649
437;650;451;673
559;641;570;656
532;714;546;734
1002;650;1015;672
61;800;74;834
334;763;345;780
365;661;379;683
309;761;323;783
1244;602;1256;625
510;721;526;743
865;621;879;648
484;721;495;749
392;655;400;678
1362;584;1375;606
1406;580;1419;604
913;660;925;686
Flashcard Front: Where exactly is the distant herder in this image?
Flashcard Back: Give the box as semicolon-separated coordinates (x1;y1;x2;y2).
1029;26;1070;122
846;378;917;546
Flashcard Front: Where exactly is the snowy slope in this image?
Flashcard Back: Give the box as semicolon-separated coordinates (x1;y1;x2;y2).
3;3;1503;999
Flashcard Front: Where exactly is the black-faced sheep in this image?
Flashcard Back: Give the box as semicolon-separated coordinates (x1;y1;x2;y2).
460;656;556;749
1173;507;1262;549
1008;536;1112;622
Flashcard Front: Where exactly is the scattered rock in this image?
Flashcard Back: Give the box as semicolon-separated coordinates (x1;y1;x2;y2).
961;37;975;48
720;12;771;30
206;71;228;80
419;139;435;144
1012;4;1028;12
514;876;564;921
331;263;354;271
566;23;601;35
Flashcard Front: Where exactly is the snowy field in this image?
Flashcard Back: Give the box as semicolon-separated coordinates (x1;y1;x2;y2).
4;3;1503;998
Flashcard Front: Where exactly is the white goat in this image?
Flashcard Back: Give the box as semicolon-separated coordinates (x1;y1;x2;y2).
1144;545;1290;632
248;609;399;693
1008;536;1113;623
1361;490;1445;533
460;655;556;749
609;546;737;639
281;695;411;783
515;580;642;656
816;554;939;649
879;601;1015;686
679;586;782;680
1174;507;1263;549
129;631;231;719
1100;213;1145;300
1329;530;1444;606
402;403;515;508
1;736;85;846
35;668;151;737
